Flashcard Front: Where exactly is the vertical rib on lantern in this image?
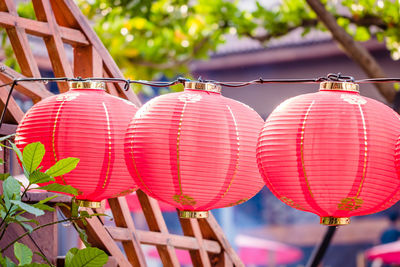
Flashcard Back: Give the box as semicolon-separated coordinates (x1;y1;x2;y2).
15;81;139;207
257;81;400;225
125;81;264;218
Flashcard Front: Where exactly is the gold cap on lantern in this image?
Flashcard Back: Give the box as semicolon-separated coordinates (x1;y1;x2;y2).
184;81;222;94
319;81;359;93
320;217;350;226
179;210;209;219
75;199;102;209
69;81;106;90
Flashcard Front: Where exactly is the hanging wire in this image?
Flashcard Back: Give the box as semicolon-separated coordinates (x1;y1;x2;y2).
0;72;400;129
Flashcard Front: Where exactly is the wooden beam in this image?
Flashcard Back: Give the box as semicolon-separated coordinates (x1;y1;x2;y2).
0;12;89;46
105;226;221;254
136;190;180;267
108;197;147;267
199;214;244;267
32;0;73;92
0;123;17;136
52;0;142;106
0;64;53;102
73;45;103;77
0;0;44;83
179;218;211;267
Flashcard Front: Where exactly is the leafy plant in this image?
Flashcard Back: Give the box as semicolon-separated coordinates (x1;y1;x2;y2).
0;135;108;266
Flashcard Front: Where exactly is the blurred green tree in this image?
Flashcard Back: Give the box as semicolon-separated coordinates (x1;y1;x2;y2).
77;0;399;101
5;0;400;101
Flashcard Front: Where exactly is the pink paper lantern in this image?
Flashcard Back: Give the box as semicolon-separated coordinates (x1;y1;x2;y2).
257;81;400;225
15;82;139;207
125;81;264;218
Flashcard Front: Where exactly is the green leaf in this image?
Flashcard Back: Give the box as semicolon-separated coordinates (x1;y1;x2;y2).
3;176;21;207
14;242;33;265
19;222;33;233
0;133;15;142
45;158;79;177
10;200;45;217
32;203;55;212
36;184;78;196
65;247;79;266
1;256;17;267
354;26;371;41
29;171;54;184
22;142;45;174
15;215;39;225
68;247;108;267
36;195;58;205
0;173;10;181
0;158;3;164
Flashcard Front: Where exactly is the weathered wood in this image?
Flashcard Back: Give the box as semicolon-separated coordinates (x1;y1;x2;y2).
0;123;17;136
179;217;211;267
0;210;58;265
0;12;89;45
32;0;73;92
1;0;43;80
0;64;54;102
108;197;147;267
52;0;142;106
73;45;103;77
105;226;221;253
199;214;244;267
136;190;180;267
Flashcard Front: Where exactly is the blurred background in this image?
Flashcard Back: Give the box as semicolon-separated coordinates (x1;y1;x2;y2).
2;0;400;266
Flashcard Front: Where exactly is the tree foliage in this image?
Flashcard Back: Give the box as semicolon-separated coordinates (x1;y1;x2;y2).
77;0;400;80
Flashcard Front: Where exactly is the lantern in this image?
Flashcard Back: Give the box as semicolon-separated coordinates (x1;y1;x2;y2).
15;81;139;207
257;81;400;225
125;81;264;218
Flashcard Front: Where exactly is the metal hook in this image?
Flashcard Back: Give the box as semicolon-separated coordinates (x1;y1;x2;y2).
124;79;131;91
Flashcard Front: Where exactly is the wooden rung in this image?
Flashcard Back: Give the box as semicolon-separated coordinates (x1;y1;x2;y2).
108;197;147;267
180;218;211;267
136;190;180;267
105;226;221;254
0;12;89;45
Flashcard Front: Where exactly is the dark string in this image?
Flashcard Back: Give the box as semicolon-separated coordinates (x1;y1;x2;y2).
0;72;400;129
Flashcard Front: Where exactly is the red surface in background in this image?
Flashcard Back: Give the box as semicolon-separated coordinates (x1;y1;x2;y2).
366;240;400;264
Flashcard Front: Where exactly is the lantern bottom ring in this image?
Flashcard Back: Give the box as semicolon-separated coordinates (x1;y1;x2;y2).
320;217;350;226
179;210;209;219
75;200;102;209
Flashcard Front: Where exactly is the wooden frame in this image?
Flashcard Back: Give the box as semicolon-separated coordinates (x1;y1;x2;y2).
0;0;244;266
